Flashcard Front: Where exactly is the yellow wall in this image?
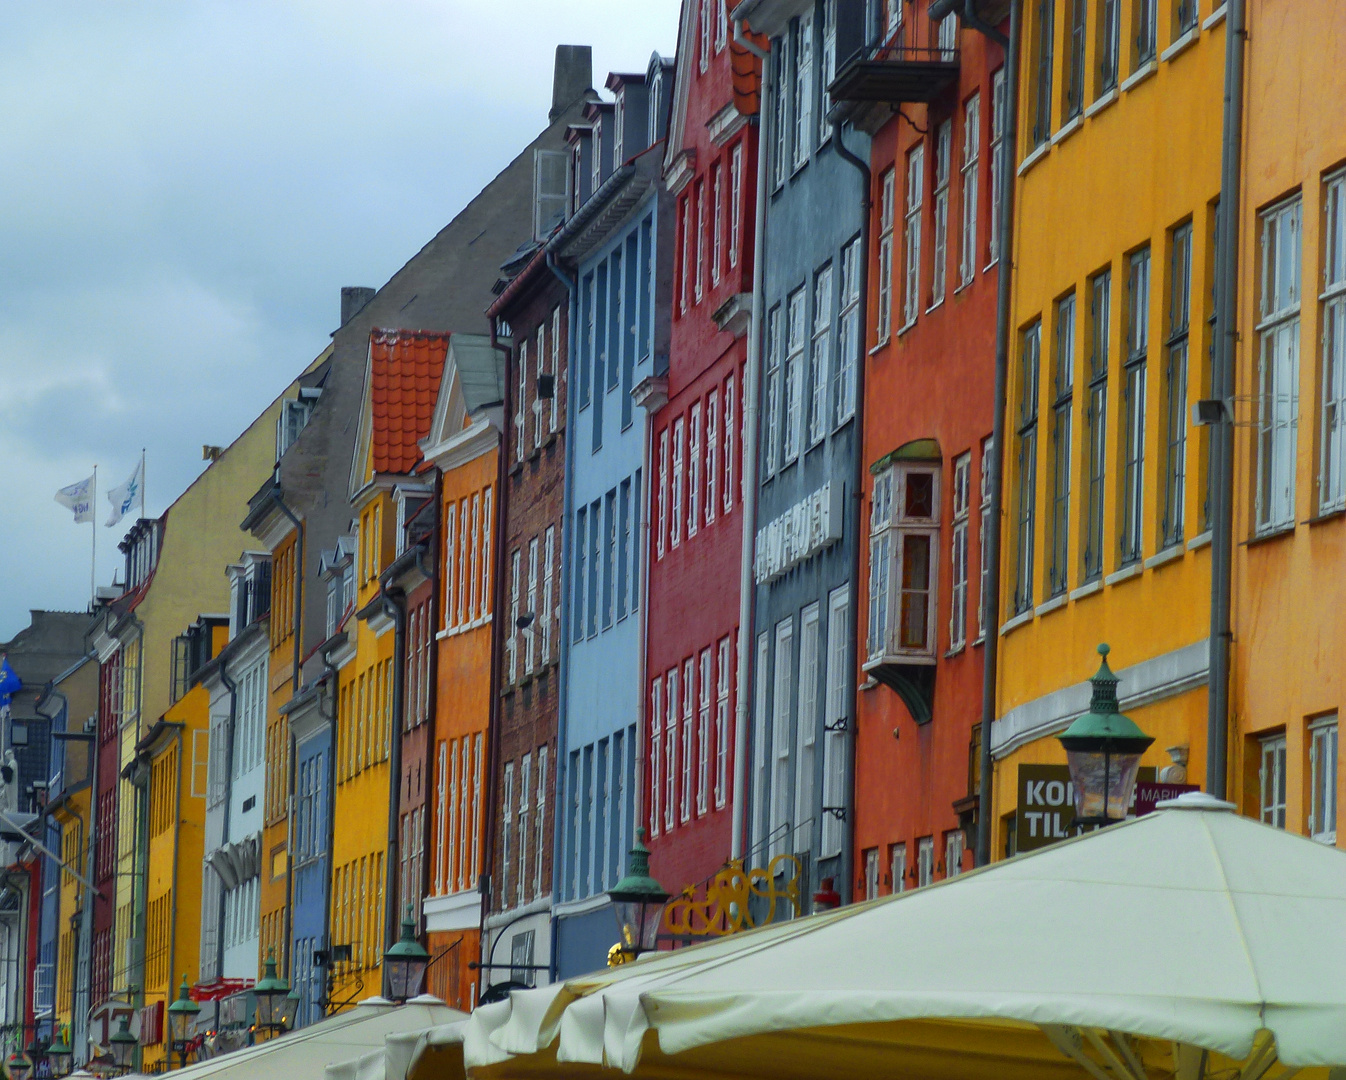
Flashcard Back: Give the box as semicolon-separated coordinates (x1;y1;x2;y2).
992;0;1226;852
52;788;90;1039
329;489;396;1006
1229;0;1345;839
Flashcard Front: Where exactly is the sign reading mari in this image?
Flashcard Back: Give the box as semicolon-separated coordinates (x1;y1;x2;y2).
753;481;844;584
1015;763;1156;853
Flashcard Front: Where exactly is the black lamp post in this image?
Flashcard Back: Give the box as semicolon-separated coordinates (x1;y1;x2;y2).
108;1016;138;1075
252;948;291;1038
606;829;669;960
1057;644;1155;829
167;974;201;1069
383;908;430;1002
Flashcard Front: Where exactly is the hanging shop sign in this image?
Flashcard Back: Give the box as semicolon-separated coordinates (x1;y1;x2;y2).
661;854;801;941
753;481;844;584
1015;763;1156;853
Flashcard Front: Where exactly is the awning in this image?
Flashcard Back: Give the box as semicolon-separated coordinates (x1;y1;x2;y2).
406;796;1346;1080
159;997;463;1080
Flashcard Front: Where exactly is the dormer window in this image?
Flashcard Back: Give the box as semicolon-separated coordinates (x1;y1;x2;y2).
591;120;603;195
277;396;315;462
571;140;585;213
648;69;663;143
867;461;940;666
613;92;625;166
122;520;160;591
394;487;432;557
227;554;272;640
533;147;568;242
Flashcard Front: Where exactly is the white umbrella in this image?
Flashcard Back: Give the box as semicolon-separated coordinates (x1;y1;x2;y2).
410;795;1346;1078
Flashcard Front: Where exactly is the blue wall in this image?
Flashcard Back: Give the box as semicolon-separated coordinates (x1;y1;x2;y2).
290;728;329;1028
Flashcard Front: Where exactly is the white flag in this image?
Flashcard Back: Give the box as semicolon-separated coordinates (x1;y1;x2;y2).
105;459;143;527
54;475;95;524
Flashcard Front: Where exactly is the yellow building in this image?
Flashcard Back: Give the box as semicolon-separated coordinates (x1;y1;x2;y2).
135;617;225;1069
1228;0;1342;841
991;0;1228;853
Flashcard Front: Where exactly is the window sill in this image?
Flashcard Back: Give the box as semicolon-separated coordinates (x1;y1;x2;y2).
1243;524;1296;548
954;275;975;296
869;337;891;356
1035;593;1068;617
925;298;945;316
1104;562;1143;586
944;644;966;659
1017;142;1050;177
983;256;1000;274
1203;5;1227;30
1306;506;1346;526
1120;60;1158;94
860;676;880;691
972;634;986;647
896;318;918;337
1187;530;1213;550
1085;88;1119;119
1161;27;1199;63
1069;578;1103;601
1050;115;1082;147
999;609;1035;636
1144;544;1184;570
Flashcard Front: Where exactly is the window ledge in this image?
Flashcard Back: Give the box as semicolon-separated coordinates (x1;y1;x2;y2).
1161;28;1199;63
999;609;1035;636
1306;506;1346;526
1120;60;1158;94
1144;544;1184;569
1104;562;1143;586
1243;524;1296;548
1035;593;1068;617
1069;578;1103;601
1187;530;1213;550
1050;115;1083;146
983;256;1001;273
1017;142;1050;177
897;318;918;337
954;275;975;296
972;633;986;647
869;338;891;356
1203;5;1227;30
860;676;880;691
1085;88;1119;119
944;644;966;659
925;299;945;316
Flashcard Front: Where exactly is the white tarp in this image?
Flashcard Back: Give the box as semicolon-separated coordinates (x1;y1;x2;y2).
418;796;1346;1073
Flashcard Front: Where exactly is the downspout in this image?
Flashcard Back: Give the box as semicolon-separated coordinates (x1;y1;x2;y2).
1206;0;1246;800
283;723;297;981
730;15;769;862
216;656;238;978
420;477;441;940
480;330;515;996
378;580;408;971
975;0;1021;867
168;725;184;1016
545;249;577;983
319;639;341;1010
268;490;305;693
831;121;870;907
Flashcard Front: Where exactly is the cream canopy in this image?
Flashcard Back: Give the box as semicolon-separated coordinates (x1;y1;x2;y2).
404;795;1346;1080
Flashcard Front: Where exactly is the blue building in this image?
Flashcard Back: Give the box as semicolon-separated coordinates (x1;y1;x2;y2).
551;53;674;979
735;0;869;903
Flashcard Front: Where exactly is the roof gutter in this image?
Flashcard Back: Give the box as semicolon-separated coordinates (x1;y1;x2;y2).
976;0;1021;867
928;0;1010;48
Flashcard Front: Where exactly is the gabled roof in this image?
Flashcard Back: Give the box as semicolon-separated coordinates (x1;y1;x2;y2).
419;333;506;471
369;329;451;475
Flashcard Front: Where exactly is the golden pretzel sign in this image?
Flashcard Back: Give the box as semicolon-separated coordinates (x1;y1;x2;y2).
661;854;802;938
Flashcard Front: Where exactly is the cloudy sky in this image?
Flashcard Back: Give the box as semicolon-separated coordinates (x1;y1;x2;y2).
0;1;681;642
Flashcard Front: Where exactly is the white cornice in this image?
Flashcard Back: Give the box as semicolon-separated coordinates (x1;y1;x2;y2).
423;415;498;472
663;148;697;196
707;102;749;147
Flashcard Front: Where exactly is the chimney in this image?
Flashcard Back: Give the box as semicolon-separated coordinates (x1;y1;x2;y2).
550;45;593;122
341;286;376;327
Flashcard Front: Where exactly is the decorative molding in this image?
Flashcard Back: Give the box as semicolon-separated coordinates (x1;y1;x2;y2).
991;638;1210;758
712;292;752;338
632;374;669;413
553;893;611;919
663;148;697;195
422;889;482;933
706;102;749;147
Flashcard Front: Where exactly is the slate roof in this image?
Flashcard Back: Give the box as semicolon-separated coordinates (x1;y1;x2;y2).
370;329;450;474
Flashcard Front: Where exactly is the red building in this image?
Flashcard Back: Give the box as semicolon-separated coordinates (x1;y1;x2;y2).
642;0;761;906
841;1;1005;898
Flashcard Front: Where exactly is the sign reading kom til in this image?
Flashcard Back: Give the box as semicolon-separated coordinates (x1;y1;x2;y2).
1015;764;1156;853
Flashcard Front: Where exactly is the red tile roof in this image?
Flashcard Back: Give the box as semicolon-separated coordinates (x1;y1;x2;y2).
369;329;450;475
731;29;767;116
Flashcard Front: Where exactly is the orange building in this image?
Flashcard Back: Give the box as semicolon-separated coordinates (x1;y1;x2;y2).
419;333;501;1010
1227;0;1342;842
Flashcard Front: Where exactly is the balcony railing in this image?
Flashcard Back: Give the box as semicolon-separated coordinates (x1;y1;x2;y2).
829;15;960;105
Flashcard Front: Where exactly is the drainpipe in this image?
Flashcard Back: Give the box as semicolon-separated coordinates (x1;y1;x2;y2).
545;250;578;984
283;722;297;981
378;579;408;974
319;639;341;1010
168;724;184;1018
420;475;442;943
1207;0;1246;800
730;14;769;863
975;0;1021;867
831;121;870;906
216;655;238;978
268;490;305;692
479;330;515;999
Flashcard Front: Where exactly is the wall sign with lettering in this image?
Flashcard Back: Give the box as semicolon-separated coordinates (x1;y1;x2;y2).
753;481;845;584
1015;763;1156;853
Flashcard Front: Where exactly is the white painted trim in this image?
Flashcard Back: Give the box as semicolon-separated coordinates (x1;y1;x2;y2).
484;894;552;931
1050;115;1082;146
423;888;482;933
552;893;611;919
1017;141;1050;177
1160;28;1199;63
1104;562;1143;586
1120;60;1158;94
1144;545;1184;569
1084;89;1118;119
1187;530;1213;550
1203;5;1227;30
422;415;497;471
1034;594;1068;617
1069;579;1103;601
999;609;1034;636
991;638;1210;757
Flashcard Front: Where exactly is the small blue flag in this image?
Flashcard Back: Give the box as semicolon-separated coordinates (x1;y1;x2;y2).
0;657;20;708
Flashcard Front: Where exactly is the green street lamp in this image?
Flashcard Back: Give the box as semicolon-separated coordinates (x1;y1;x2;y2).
280;987;301;1032
252;948;291;1035
108;1015;138;1074
383;908;430;1002
5;1050;33;1080
607;829;669;959
46;1029;73;1078
167;974;201;1068
1057;644;1155;829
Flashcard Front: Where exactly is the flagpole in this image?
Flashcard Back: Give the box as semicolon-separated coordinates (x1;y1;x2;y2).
140;447;147;521
91;465;97;609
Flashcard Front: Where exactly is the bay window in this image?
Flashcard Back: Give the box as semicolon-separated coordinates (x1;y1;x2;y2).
867;461;941;666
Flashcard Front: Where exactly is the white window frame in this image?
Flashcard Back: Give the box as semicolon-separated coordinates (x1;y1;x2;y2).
501;762;514;905
890;841;907;894
784;287;806;462
712;163;723;287
877;169;895;344
550;306;561;433
771;617;794;856
724;372;737;510
697;648;712;815
931;120;951;308
978;438;993;640
681;658;695;823
657;429;670;558
729;144;743;268
1256;196;1302;535
695;179;706;303
435;741;448;894
665;666;678;832
1259;733;1287;829
819;0;836;145
960;92;980;287
795;603;820;852
715;635;731;808
1321;170;1346;512
1309;715;1338;845
534;322;546;448
867;463;942;665
903;143;925;328
672;417;685;547
821;585;849;857
680;193;692;315
917;836;934;887
989;69;1005;266
517;753;531;905
864;848;879;900
507;550;520;682
945;829;965;877
525;537;539;673
706;390;719;525
793;15;814;170
950;452;971;652
699;0;712;72
689;402;702;538
649;677;663;835
541;526;555;663
835;238;860;427
773;35;791;187
534;746;548;897
765;306;783;474
516;339;528;462
809;264;833;447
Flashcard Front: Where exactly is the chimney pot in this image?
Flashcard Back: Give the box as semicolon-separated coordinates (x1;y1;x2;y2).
341;286;376;328
551;45;593;122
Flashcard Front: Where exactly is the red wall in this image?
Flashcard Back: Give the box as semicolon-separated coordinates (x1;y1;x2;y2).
644;13;759;899
853;8;1005;894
